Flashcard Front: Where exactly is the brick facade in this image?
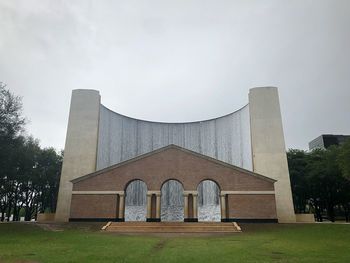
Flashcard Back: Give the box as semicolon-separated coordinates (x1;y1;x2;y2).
70;145;277;221
227;194;277;220
70;194;117;220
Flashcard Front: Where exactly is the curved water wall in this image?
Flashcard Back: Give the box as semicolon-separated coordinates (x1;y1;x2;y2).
125;180;147;221
97;104;252;171
161;180;184;221
97;104;252;221
198;180;221;222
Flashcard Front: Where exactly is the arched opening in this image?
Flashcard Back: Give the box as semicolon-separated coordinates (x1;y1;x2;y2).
161;180;184;221
124;180;147;221
197;180;221;222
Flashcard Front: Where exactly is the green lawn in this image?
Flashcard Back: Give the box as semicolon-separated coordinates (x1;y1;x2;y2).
0;223;349;263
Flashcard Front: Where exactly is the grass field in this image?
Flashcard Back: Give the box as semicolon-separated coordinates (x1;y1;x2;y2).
0;223;349;263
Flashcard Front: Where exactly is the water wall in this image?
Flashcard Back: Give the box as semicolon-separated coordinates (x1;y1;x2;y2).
125;180;147;221
97;104;252;171
97;104;251;222
161;180;184;221
198;180;221;222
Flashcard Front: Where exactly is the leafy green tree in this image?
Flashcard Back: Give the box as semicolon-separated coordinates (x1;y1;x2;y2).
338;139;350;179
288;146;350;222
36;148;63;214
307;147;344;222
0;82;26;221
0;82;25;137
287;149;310;213
13;137;62;221
17;136;42;221
0;83;62;221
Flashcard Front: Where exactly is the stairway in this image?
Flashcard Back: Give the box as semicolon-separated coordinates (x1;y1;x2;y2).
102;222;241;233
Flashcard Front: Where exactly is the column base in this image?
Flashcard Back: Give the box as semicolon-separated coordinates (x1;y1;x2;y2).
184;218;198;222
146;218;161;222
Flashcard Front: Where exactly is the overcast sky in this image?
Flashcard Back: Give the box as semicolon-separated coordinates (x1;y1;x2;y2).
0;0;349;151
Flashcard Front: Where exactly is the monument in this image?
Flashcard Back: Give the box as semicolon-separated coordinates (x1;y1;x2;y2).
55;87;296;223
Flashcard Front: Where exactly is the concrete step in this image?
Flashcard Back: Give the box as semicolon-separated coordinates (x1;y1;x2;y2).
103;222;242;233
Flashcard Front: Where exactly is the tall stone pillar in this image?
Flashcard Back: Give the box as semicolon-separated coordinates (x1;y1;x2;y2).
184;194;189;220
192;193;198;221
249;87;296;223
55;90;100;222
220;194;226;222
156;193;161;220
118;193;125;221
146;193;152;220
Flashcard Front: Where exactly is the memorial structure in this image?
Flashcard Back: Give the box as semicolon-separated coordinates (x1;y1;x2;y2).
55;87;296;223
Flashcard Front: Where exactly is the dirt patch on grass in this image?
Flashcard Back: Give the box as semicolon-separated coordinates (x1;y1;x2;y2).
34;222;104;232
152;239;168;253
15;260;40;263
239;223;298;233
35;223;64;232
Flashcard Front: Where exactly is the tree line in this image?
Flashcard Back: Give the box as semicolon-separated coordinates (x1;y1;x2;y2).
288;142;350;222
0;83;62;221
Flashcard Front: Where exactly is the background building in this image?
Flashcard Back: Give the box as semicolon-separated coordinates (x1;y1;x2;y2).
309;134;350;150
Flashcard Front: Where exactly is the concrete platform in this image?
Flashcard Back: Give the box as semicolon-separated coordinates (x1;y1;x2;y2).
103;222;242;233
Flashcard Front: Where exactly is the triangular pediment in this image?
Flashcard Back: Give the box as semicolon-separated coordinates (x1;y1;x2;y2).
72;144;275;184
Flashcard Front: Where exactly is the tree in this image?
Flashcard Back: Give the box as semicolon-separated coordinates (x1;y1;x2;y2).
338;139;350;179
36;148;63;214
0;82;26;221
0;82;26;137
0;136;24;220
307;147;344;222
288;146;350;222
287;149;310;213
0;83;62;221
17;136;41;221
10;137;62;221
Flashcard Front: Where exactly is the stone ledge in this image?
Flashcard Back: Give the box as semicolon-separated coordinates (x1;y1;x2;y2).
295;214;315;223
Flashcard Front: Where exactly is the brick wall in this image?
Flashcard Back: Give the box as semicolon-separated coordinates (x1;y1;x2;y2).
70;195;117;219
227;194;277;219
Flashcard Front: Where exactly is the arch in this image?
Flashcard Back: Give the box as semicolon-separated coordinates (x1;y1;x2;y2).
160;178;184;190
124;178;149;191
161;179;184;222
197;179;221;222
124;179;147;221
101;103;249;124
197;178;221;191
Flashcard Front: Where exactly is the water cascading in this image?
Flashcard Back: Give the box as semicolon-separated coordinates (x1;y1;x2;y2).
161;180;184;221
125;180;147;221
198;180;221;222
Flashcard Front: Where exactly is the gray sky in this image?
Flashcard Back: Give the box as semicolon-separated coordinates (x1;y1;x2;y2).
1;0;349;151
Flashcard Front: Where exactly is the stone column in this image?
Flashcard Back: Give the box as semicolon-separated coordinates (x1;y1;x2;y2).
184;193;189;220
118;193;125;221
156;193;161;220
249;87;296;222
192;193;198;220
220;193;226;222
55;90;100;222
146;193;152;220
